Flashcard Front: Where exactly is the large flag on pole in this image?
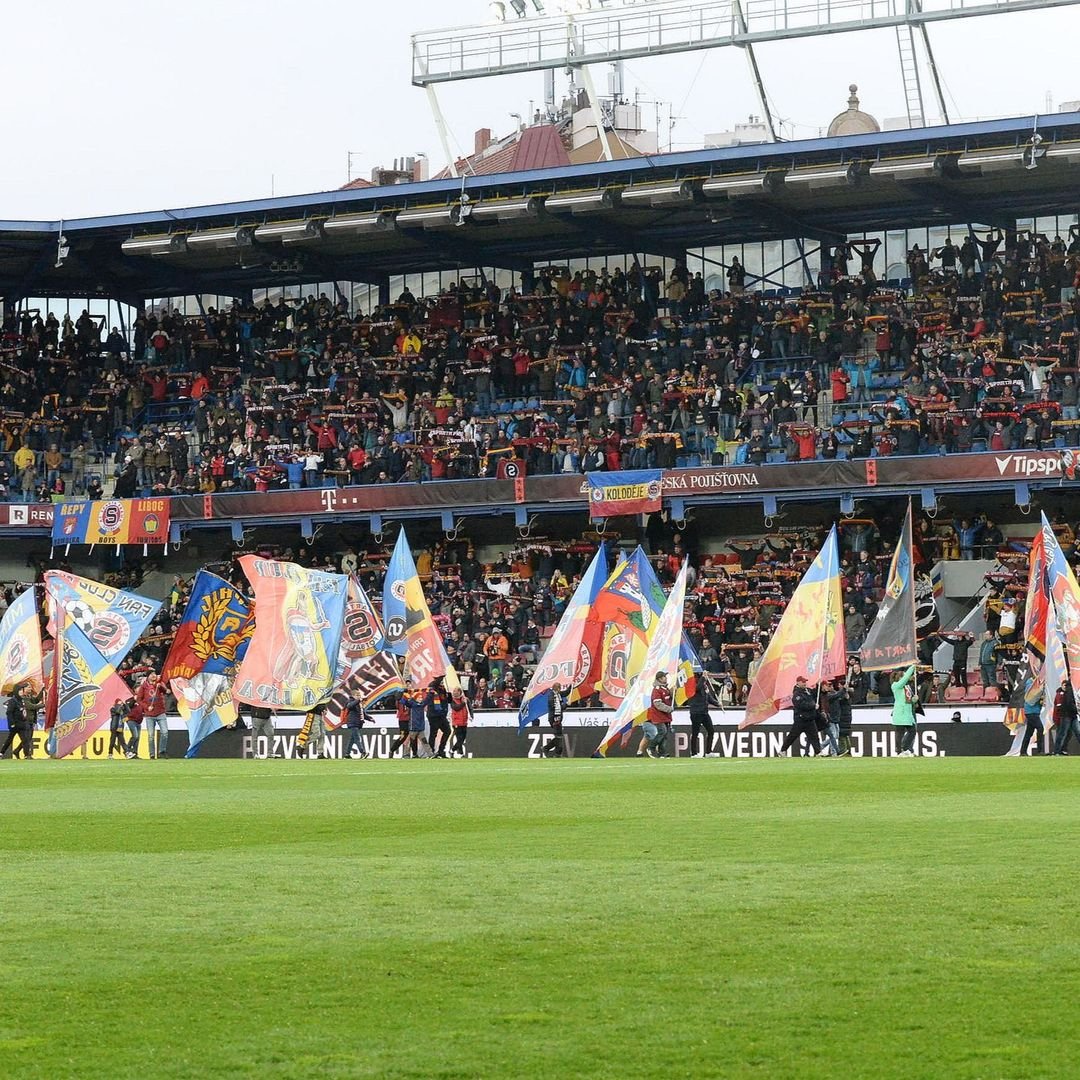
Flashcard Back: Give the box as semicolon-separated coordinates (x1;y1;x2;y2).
517;543;607;731
52;619;131;759
1036;512;1080;700
174;672;238;757
382;529;459;691
161;570;254;683
0;586;44;694
234;557;348;709
742;526;846;729
595;560;689;756
44;571;161;667
860;502;917;671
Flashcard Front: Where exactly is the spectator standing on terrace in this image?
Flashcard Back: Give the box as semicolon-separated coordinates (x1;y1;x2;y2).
137;672;168;759
891;664;918;757
13;444;35;502
979;631;999;688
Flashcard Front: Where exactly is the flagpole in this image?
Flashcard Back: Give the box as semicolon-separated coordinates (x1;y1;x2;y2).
815;527;836;710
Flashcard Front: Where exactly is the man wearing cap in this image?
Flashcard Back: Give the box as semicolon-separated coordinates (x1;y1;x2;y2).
640;672;674;758
779;675;822;757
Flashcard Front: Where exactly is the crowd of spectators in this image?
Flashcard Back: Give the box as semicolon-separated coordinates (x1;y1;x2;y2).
1;225;1079;500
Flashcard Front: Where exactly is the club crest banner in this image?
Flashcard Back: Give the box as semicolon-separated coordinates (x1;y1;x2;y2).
52;498;170;547
0;587;44;694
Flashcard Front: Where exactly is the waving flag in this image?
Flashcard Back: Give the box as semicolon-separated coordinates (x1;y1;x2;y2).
587;469;663;518
596;560;689;756
1024;525;1049;663
1035;513;1080;700
52;619;131;759
0;587;44;694
44;571;161;666
162;571;254;683
174;672;238;757
234;557;348;710
577;547;696;708
324;652;405;729
518;543;608;731
742;526;846;729
860;502;917;671
331;577;386;677
382;529;459;690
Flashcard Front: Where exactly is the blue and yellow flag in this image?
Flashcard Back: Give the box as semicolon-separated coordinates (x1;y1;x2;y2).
44;571;161;667
162;570;254;683
174;672;238;757
518;543;608;731
0;586;44;694
52;618;131;759
383;530;459;690
860;502;917;671
233;557;348;710
742;526;846;728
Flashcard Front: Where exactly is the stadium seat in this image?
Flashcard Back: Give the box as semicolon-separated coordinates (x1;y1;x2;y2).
982;686;1001;702
964;686;987;702
944;686;965;702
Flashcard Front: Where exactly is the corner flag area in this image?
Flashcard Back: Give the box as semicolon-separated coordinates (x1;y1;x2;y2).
2;758;1076;1079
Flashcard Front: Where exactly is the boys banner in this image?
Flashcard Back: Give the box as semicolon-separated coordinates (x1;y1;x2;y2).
586;470;663;519
233;557;348;710
52;498;171;547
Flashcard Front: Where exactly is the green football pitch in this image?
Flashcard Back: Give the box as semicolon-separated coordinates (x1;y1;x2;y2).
2;757;1077;1080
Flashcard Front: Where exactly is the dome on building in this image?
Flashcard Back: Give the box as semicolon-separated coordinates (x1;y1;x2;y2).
827;85;881;137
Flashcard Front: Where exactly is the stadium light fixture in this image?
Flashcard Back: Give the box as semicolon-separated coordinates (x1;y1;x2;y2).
186;226;256;251
253;219;326;244
545;189;620;213
701;172;779;198
396;205;463;228
955;149;1026;173
322;211;396;237
490;1;507;19
1044;142;1080;165
619;179;698;207
867;156;946;180
784;164;858;189
470;197;543;221
121;232;189;257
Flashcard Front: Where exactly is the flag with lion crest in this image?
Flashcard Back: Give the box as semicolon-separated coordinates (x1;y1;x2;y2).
161;570;255;684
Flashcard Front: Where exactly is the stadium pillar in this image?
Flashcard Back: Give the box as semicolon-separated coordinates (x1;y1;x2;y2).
377;278;391;307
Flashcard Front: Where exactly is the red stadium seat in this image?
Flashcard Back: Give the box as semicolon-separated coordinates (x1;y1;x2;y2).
944;686;965;702
963;686;987;702
982;686;1001;702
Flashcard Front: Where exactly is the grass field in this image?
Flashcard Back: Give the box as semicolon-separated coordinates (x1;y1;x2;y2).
2;758;1077;1080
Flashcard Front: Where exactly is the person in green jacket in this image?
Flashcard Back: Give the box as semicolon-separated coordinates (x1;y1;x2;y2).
891;663;917;757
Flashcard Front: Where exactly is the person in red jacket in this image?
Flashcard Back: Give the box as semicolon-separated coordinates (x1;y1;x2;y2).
448;687;472;758
639;671;674;758
136;672;169;759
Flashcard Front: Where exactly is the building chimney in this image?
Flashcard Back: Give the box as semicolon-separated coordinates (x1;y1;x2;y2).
474;128;492;155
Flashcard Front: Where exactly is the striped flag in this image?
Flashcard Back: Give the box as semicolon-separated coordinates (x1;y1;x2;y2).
742;526;846;729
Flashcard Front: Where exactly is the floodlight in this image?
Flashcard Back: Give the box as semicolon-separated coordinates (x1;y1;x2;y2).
186;226;256;250
867;156;946;180
121;232;189;256
784;164;858;189
619;180;697;206
470;197;542;221
322;211;397;237
253;219;325;244
956;149;1025;173
702;172;778;197
545;189;620;212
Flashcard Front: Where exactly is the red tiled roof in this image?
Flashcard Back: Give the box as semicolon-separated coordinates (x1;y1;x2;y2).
434;124;571;180
339;177;375;190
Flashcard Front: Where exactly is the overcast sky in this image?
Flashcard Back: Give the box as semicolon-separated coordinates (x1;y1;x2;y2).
4;0;1077;221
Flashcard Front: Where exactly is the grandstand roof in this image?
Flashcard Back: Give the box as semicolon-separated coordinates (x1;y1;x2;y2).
3;111;1080;303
